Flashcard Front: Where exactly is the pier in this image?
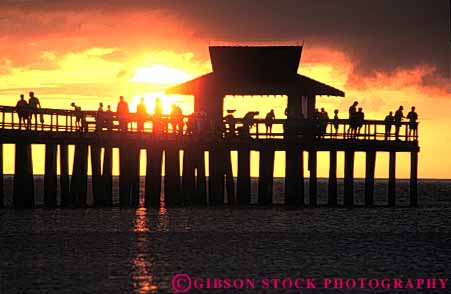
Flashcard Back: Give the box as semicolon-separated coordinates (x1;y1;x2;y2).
0;46;419;208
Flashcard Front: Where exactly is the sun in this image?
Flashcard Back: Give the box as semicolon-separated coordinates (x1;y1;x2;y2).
130;64;190;84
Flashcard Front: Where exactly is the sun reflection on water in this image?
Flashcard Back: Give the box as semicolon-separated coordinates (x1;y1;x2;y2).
132;208;158;293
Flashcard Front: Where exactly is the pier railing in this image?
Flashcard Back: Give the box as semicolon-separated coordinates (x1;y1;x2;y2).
0;106;418;141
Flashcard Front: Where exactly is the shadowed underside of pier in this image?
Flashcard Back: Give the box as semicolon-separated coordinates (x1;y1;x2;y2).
0;113;419;209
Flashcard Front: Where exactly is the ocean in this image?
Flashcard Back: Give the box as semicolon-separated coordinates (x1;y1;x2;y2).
0;177;450;293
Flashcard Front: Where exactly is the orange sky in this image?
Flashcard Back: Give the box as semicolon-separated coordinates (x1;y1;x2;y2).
0;1;449;178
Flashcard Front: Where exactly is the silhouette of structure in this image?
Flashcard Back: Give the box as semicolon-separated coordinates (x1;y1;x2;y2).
0;46;419;208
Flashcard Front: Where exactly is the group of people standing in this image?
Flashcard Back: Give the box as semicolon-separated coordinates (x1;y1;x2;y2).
15;92;43;129
91;96;186;134
384;106;418;140
346;101;365;138
14;94;419;140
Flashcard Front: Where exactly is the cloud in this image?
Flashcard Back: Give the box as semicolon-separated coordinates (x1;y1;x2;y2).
0;0;448;81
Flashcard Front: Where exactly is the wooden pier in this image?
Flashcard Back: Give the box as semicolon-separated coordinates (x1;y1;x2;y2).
0;46;420;208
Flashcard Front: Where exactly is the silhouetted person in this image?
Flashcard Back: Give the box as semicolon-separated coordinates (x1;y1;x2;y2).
394;106;404;140
96;102;104;131
116;96;129;131
264;109;275;137
384;111;394;140
170;104;183;135
104;105;113;131
407;106;418;139
347;101;358;138
71;102;83;131
152;97;163;134
28;91;41;130
241;111;259;137
355;107;364;136
320;107;329;137
333;109;339;136
185;114;197;135
136;97;147;132
16;94;28;129
224;109;236;136
197;109;207;134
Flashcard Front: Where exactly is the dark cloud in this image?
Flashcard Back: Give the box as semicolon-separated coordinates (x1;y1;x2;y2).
0;0;449;79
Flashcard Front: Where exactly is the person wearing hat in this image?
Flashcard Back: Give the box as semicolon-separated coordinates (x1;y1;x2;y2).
224;109;236;136
264;109;275;137
394;106;404;140
71;102;83;131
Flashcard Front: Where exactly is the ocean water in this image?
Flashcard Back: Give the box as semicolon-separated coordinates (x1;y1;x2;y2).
0;177;450;293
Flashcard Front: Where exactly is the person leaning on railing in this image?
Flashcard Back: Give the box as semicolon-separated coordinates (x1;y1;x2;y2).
394;106;404;140
28;91;42;130
15;94;28;130
384;111;394;140
407;106;418;140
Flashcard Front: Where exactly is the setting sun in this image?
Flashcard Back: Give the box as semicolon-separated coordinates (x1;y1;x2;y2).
130;65;191;84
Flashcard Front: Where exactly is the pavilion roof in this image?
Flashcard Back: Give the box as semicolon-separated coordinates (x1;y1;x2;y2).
165;72;345;97
165;46;344;97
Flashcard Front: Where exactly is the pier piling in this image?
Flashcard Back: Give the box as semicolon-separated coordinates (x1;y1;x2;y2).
164;146;181;206
388;151;396;206
365;151;376;206
285;147;304;206
90;144;104;206
182;147;196;205
344;150;355;206
71;144;88;207
237;146;251;205
102;146;113;206
194;149;207;205
13;143;34;208
145;146;163;207
59;144;71;207
328;150;338;206
44;143;57;207
0;144;3;208
410;151;418;207
308;150;317;206
208;147;225;205
258;146;275;205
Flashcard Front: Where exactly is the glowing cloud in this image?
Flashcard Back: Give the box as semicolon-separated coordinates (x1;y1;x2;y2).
130;65;190;85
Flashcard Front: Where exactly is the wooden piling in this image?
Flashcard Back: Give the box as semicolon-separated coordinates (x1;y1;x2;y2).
13;143;34;208
258;146;275;205
208;147;225;205
328;150;337;206
119;145;131;206
344;150;355;206
237;146;251;205
71;144;88;207
130;146;141;207
224;150;235;205
410;151;418;207
165;146;181;206
145;146;163;207
59;144;71;207
308;150;317;206
90;144;104;206
194;149;207;205
365;151;376;206
44;143;57;207
102;146;113;206
388;151;396;206
0;144;3;208
182;148;195;204
285;147;304;206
